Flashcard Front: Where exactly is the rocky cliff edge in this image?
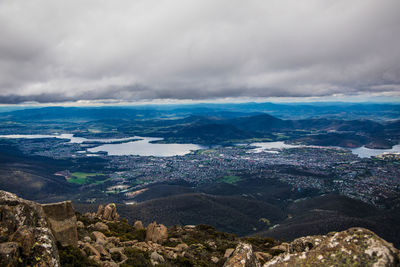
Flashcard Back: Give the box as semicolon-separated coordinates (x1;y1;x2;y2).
1;190;399;267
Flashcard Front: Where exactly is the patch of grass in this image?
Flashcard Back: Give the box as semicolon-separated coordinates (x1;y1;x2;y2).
68;172;108;185
132;179;146;185
219;175;241;184
71;172;103;179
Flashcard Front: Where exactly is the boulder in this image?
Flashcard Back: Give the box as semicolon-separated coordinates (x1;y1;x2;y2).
270;243;289;253
76;221;84;228
146;222;168;243
94;243;111;259
224;243;261;267
42;200;78;247
133;220;144;230
211;256;220;263
175;243;189;252
263;227;400;267
94;222;110;232
83;236;92;243
255;252;272;264
109;247;124;254
150;251;165;264
97;205;104;217
103;203;119;221
224;248;235;258
107;236;121;246
82;243;100;257
0;190;60;267
91;231;107;245
97;203;119;221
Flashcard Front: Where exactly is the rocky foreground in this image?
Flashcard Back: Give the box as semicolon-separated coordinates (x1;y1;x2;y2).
1;190;399;267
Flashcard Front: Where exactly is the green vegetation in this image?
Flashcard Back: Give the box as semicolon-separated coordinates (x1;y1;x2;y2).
72;172;103;179
104;219;146;242
68;172;109;185
58;245;100;267
121;248;152;267
132;179;146;185
219;175;241;184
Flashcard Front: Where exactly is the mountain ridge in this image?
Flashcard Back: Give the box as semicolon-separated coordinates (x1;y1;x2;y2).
1;190;399;267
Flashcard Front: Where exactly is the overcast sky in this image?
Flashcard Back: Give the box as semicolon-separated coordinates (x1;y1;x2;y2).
0;0;399;104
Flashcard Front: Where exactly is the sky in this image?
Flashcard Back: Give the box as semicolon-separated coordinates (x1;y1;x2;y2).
0;0;399;104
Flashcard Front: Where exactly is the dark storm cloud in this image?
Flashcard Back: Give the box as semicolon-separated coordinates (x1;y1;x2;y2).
0;0;399;103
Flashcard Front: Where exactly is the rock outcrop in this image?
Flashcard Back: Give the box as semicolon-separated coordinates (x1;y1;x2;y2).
133;220;144;230
224;242;261;267
42;201;78;247
264;227;400;267
97;203;119;221
145;221;168;243
1;190;399;267
0;190;60;267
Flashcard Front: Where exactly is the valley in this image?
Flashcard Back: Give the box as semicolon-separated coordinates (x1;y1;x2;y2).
0;103;400;248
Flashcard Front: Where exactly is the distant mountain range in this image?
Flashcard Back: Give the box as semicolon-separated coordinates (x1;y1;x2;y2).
1;105;399;147
161;113;399;147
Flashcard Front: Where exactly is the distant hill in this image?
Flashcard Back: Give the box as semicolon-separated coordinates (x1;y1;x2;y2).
0;143;76;200
1;105;399;147
228;114;291;133
166;123;260;144
255;194;400;248
76;193;285;236
292;132;369;148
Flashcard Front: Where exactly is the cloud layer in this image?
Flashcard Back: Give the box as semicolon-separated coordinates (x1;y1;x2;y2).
0;0;399;103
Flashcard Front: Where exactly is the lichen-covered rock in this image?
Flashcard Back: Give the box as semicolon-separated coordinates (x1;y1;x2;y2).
146;222;168;243
263;227;400;267
42;201;78;247
0;242;20;267
255;252;272;263
224;248;235;258
9;226;34;257
224;242;261;267
0;190;60;267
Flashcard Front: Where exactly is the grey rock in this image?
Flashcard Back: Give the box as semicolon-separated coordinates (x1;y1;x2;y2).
224;248;235;258
0;242;19;267
263;228;400;267
0;190;60;267
224;243;261;267
133;220;144;230
151;251;165;262
42;200;78;247
146;222;168;243
94;222;110;232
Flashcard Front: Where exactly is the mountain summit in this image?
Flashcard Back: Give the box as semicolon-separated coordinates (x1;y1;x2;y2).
1;190;399;266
